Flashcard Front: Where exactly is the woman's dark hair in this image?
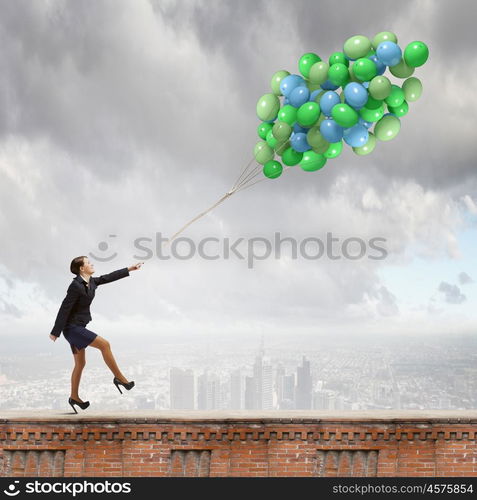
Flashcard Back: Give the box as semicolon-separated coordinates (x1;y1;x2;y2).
70;256;87;275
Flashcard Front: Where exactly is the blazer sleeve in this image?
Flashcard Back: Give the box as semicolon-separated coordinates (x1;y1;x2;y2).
91;267;130;286
50;282;80;338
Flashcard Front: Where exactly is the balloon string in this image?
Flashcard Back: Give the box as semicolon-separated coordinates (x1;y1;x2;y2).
164;191;235;246
164;141;293;244
234;165;293;193
231;155;258;191
234;163;262;189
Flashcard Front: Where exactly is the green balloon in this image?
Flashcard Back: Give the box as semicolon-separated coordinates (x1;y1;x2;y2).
402;76;422;102
368;75;392;100
325;141;343;159
257;122;273;140
352;58;377;81
388;100;409;117
282;147;303;166
306;126;328;150
404;41;429;67
299;52;321;78
256;93;280;121
263;160;283;179
307;82;322;92
300;151;327;172
309;61;330;85
329;51;349;67
328;63;349;86
312;143;329;154
372;31;398;50
385;84;405;107
365;95;384;110
278;104;298;125
276;140;290;156
360;104;384;122
389;59;414;78
348;64;360;83
332;103;358;128
254;141;275;164
266;129;278;149
374;115;401;141
270;70;290;95
353;132;376;155
272;121;292;141
343;35;372;60
297;102;320;127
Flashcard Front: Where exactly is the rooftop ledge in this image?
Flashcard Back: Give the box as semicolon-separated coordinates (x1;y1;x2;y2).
2;409;477;424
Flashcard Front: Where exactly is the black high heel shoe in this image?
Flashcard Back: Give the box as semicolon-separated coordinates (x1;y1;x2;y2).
113;377;135;394
68;397;90;414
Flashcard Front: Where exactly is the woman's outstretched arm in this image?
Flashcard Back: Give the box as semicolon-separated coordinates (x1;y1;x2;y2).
92;262;144;286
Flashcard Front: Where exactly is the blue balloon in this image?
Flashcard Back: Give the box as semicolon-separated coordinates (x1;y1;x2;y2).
309;89;323;102
368;54;386;75
376;41;402;67
289;86;310;107
320;91;340;117
280;74;306;97
293;123;308;134
283;97;290;105
359;117;373;129
290;132;311;153
362;81;369;88
320;119;344;143
343;82;368;109
320;79;340;90
343;124;369;147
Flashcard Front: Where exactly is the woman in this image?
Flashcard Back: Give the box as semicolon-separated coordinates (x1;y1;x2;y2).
49;256;144;413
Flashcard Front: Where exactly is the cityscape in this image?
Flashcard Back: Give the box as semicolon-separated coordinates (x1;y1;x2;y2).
1;332;477;412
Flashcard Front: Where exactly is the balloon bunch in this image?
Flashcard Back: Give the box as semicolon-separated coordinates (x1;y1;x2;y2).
164;33;428;244
254;32;429;179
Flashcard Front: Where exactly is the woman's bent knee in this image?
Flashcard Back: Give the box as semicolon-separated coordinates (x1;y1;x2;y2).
91;336;110;350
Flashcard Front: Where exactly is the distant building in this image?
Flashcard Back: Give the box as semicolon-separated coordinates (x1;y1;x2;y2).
245;337;274;410
276;365;295;409
244;375;255;409
230;369;242;409
170;367;194;409
198;370;222;410
295;356;312;409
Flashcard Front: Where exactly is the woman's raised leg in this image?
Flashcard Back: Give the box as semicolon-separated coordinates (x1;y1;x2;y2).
89;336;129;384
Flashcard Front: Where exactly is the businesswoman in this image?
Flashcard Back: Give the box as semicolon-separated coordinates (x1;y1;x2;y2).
49;256;144;413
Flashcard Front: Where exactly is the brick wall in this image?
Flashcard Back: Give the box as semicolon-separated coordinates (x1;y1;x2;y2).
1;411;476;477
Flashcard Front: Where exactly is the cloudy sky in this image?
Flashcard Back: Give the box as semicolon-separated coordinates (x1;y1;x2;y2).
0;0;476;357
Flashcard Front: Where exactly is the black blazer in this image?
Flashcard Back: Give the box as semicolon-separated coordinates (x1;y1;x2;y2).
50;267;130;337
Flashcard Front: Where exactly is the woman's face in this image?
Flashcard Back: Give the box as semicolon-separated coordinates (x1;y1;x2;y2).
80;258;95;275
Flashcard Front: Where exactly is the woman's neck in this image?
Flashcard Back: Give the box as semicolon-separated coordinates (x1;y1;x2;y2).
79;272;90;283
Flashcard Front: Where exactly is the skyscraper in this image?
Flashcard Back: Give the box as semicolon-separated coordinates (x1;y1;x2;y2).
170;367;195;409
198;370;221;410
252;353;273;410
295;356;312;409
230;369;242;409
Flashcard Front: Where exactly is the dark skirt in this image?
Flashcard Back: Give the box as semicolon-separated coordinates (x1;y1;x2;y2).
63;324;98;354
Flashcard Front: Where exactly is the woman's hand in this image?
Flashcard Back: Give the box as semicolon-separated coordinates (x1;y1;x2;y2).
49;334;57;342
128;262;145;272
